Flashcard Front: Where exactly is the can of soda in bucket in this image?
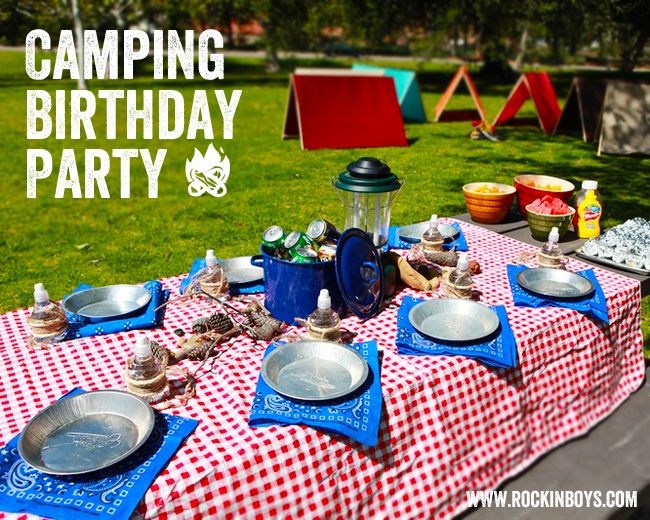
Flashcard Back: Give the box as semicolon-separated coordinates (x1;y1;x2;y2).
284;231;314;255
307;218;341;245
292;247;319;264
262;226;287;258
317;243;337;262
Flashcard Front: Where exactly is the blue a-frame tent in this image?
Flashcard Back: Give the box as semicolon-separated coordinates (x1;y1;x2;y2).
352;64;426;122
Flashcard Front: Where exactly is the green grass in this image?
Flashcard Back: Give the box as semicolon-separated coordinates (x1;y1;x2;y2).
1;50;648;352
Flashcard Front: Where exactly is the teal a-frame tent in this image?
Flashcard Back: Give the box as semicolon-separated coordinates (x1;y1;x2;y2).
352;64;426;122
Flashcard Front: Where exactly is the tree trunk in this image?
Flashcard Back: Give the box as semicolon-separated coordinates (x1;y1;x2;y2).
265;43;280;72
619;31;649;73
514;25;529;71
70;0;86;89
261;18;280;73
550;34;562;65
478;22;512;77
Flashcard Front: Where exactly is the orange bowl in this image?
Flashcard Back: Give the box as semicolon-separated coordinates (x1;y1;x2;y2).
463;183;516;224
514;175;575;217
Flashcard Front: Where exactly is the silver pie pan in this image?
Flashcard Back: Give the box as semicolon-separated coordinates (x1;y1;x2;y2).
408;298;500;343
218;256;264;285
18;390;155;475
517;268;595;299
261;341;369;401
62;285;151;322
398;222;458;243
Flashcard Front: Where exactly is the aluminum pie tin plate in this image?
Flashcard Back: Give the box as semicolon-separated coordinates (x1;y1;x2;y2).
18;390;155;475
218;256;264;285
62;285;151;323
517;268;595;300
261;341;369;401
408;299;500;343
398;222;458;243
576;249;650;276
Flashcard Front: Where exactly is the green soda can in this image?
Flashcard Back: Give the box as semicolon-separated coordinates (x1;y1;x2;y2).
291;246;318;263
262;226;286;257
306;218;341;245
283;231;314;254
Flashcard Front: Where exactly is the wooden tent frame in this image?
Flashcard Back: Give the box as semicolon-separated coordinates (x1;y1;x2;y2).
554;77;607;142
434;65;486;122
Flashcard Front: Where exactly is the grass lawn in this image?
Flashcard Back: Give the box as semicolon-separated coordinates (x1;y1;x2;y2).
1;49;648;352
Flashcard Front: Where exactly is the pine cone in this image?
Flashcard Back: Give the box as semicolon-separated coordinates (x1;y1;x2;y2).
191;317;210;334
206;313;233;334
191;313;233;334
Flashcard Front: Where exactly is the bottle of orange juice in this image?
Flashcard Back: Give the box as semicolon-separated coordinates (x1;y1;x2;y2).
574;180;602;238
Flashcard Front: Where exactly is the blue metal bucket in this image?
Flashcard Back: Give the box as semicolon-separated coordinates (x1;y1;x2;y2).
251;247;346;325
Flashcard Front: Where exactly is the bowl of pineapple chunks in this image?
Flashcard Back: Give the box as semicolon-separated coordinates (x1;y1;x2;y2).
463;182;517;224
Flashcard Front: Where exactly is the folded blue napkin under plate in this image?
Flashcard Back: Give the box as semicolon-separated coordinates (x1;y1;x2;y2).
506;264;609;324
388;222;468;251
64;281;169;340
396;296;518;369
249;340;382;447
179;258;264;296
0;388;198;520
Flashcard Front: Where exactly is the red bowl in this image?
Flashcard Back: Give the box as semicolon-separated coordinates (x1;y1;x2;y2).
514;175;575;217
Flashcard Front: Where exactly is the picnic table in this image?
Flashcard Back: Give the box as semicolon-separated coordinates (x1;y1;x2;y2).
0;220;645;519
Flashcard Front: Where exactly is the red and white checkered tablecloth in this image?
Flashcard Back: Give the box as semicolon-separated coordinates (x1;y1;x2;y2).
0;220;645;520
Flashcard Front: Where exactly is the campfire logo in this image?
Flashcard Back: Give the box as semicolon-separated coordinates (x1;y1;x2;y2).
185;144;230;198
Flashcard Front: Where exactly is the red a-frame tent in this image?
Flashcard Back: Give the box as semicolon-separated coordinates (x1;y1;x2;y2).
282;70;408;150
434;65;486;122
492;72;561;134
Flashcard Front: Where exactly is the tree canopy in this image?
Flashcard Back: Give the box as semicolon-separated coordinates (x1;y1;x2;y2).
2;0;648;72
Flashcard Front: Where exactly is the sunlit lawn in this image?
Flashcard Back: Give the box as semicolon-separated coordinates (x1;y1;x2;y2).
0;49;648;352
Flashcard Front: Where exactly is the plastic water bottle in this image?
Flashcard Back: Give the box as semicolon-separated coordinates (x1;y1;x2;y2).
125;336;167;402
422;214;444;254
127;337;164;380
306;289;341;341
191;249;228;298
205;249;218;273
538;226;564;268
541;227;562;258
445;253;474;298
28;283;67;348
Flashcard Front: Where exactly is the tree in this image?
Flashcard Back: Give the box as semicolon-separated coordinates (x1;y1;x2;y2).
247;0;312;71
606;0;650;72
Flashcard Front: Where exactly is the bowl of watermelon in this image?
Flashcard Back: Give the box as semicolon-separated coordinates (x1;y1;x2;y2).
514;175;575;217
526;196;575;240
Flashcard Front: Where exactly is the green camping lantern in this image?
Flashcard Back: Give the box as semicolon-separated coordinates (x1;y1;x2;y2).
332;157;404;247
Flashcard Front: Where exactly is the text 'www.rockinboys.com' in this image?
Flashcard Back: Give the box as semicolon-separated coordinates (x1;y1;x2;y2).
466;490;637;508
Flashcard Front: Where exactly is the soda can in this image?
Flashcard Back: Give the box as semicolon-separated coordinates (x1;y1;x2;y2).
307;218;341;244
262;225;287;258
317;243;337;262
283;231;314;253
291;247;319;264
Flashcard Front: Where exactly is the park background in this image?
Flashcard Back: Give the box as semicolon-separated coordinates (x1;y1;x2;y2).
0;0;648;351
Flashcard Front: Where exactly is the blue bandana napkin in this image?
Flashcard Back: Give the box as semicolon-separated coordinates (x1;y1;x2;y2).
396;296;518;369
64;281;169;340
0;388;198;520
249;340;382;447
179;258;264;296
506;264;609;324
388;222;468;251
